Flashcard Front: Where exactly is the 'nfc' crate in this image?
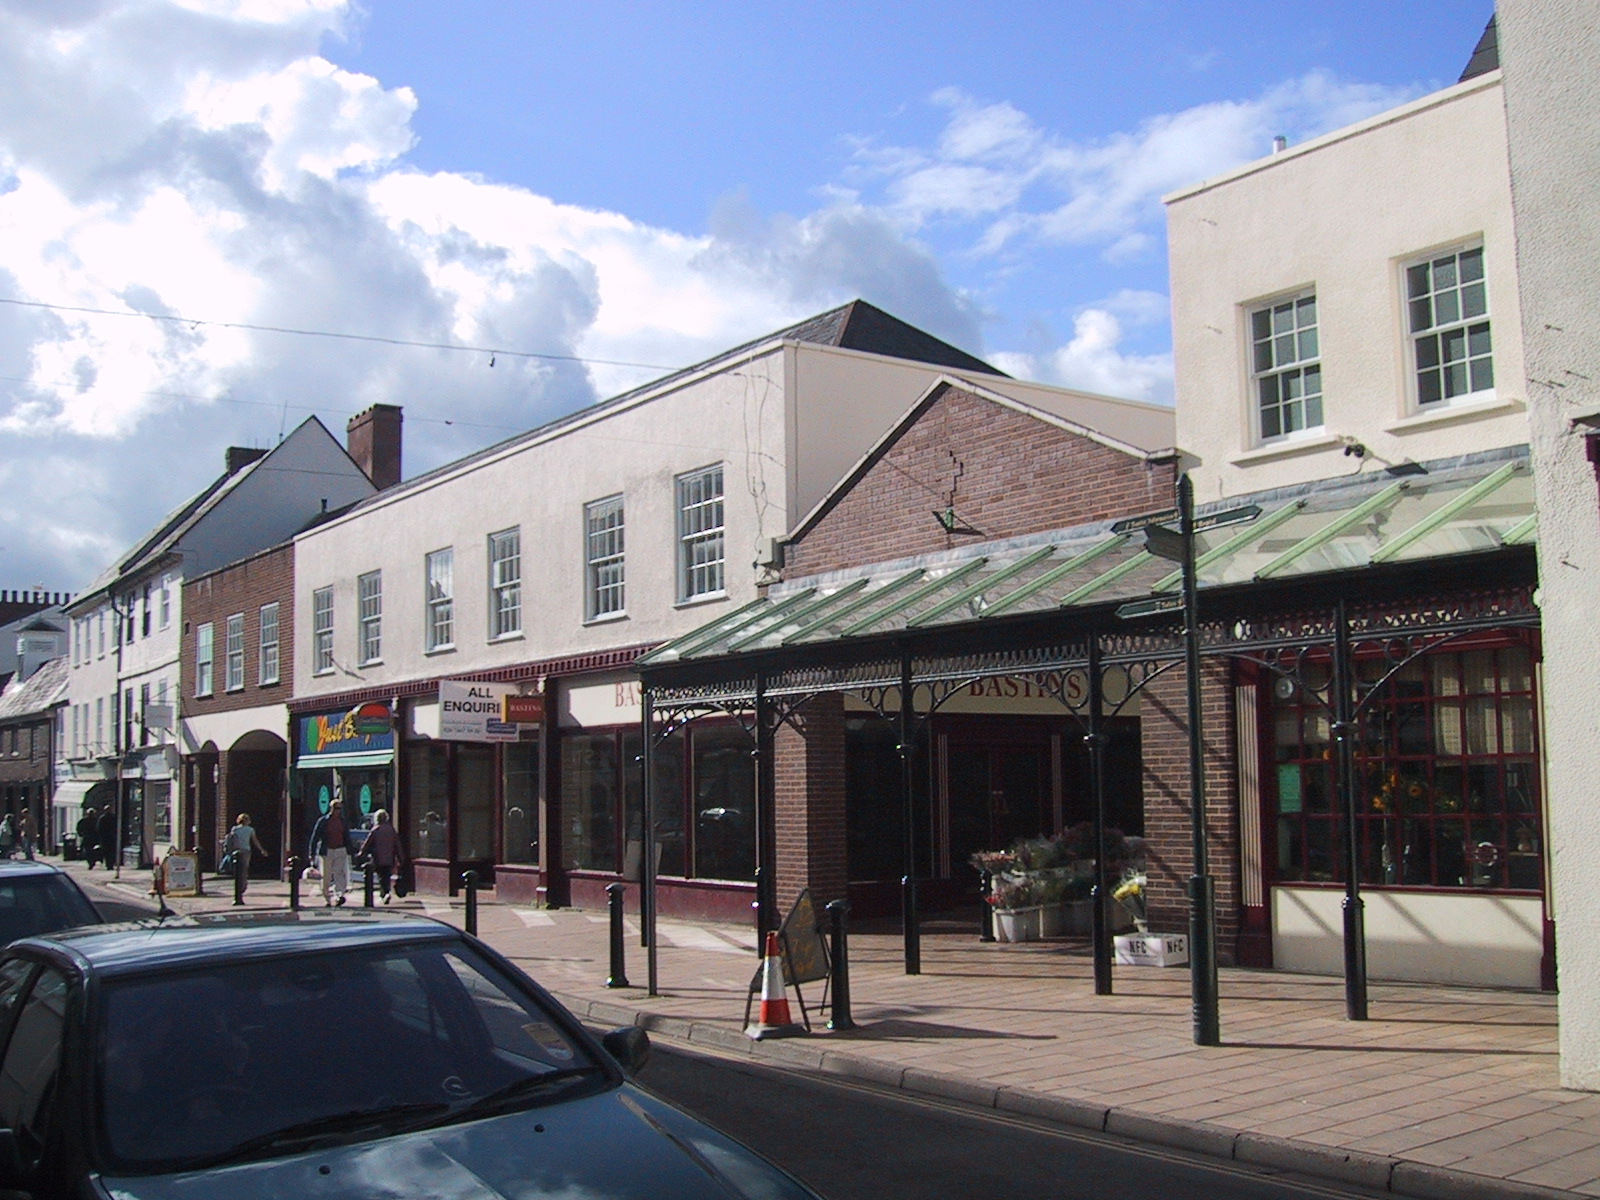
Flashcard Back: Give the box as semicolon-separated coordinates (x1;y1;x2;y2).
1114;932;1189;967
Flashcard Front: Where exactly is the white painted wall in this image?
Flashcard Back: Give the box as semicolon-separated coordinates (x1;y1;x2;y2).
1273;886;1544;989
1166;74;1529;504
1499;0;1600;1090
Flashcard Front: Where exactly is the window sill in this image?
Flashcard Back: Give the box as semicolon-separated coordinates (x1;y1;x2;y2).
489;632;524;645
583;611;629;627
1386;392;1521;434
674;591;729;610
312;669;334;678
1229;431;1342;466
358;659;384;669
424;645;457;657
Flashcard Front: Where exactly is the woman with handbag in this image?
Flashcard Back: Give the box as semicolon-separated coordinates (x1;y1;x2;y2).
359;809;404;903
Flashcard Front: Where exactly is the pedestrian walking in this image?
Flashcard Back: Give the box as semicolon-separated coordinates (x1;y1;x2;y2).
225;813;266;904
97;807;117;870
308;799;352;907
16;807;34;861
358;809;404;903
78;806;99;869
0;814;15;860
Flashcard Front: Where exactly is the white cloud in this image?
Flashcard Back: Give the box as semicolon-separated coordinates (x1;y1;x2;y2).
990;307;1174;406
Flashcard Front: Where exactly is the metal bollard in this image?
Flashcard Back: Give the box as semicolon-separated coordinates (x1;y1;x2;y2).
606;882;630;988
364;860;375;908
978;869;996;943
288;856;302;911
233;849;246;906
462;870;479;937
825;899;855;1031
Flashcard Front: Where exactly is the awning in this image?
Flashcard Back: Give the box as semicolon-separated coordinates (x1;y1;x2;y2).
639;451;1536;668
50;780;99;810
295;750;394;770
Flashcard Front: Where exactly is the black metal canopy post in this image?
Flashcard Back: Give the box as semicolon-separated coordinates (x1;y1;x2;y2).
754;671;777;939
1332;598;1369;1019
640;689;659;997
1178;474;1221;1047
898;645;921;975
1086;636;1113;995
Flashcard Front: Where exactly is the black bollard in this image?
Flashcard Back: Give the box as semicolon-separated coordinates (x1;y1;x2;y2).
978;869;996;943
364;860;375;908
462;870;479;937
825;899;855;1031
233;848;246;906
606;882;630;989
288;856;302;911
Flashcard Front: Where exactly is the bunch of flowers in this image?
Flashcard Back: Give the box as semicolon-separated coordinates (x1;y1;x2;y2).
1111;870;1148;932
985;875;1046;911
969;849;1019;877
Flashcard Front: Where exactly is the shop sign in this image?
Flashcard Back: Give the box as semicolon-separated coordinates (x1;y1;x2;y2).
440;680;518;743
502;694;545;725
300;707;397;757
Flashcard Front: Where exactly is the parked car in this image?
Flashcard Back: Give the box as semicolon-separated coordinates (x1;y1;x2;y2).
0;860;101;945
0;910;821;1199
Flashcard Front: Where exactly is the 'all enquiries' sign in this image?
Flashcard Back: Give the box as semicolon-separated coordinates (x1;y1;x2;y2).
439;680;518;743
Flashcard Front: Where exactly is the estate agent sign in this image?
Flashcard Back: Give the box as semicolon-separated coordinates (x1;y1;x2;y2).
440;680;518;743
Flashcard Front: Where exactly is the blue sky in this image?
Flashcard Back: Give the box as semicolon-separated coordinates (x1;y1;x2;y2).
0;0;1492;591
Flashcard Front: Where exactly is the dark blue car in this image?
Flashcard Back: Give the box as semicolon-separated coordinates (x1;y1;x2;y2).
0;910;820;1198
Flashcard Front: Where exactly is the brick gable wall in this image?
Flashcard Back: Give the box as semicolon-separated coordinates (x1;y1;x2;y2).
182;544;295;717
785;385;1175;577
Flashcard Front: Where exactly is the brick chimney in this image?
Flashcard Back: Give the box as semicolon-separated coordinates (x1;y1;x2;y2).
346;404;403;490
225;446;268;475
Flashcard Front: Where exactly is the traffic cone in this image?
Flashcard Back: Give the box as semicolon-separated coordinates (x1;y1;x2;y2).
746;930;806;1040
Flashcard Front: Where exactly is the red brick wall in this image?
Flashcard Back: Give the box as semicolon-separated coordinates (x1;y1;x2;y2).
786;384;1175;576
774;693;848;909
1137;656;1240;963
182;544;294;717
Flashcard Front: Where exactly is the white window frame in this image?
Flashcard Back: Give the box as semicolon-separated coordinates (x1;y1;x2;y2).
312;587;334;676
584;495;626;620
1249;291;1322;444
425;548;454;652
358;570;383;665
1405;243;1494;409
195;623;214;698
488;528;522;640
159;575;172;630
676;465;725;603
258;603;280;685
224;613;245;692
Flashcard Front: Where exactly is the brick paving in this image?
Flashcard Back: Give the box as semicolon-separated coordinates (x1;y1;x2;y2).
62;859;1600;1199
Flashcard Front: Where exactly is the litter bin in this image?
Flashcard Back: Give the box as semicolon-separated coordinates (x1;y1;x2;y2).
62;836;80;861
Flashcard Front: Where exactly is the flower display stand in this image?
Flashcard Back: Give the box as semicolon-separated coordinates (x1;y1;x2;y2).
1114;932;1189;967
994;906;1044;943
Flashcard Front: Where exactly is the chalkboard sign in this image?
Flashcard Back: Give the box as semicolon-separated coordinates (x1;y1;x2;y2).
777;888;829;986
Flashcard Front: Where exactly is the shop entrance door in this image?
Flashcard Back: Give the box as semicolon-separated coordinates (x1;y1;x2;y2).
942;729;1053;890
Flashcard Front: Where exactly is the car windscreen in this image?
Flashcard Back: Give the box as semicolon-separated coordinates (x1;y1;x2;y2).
93;939;603;1173
0;875;99;945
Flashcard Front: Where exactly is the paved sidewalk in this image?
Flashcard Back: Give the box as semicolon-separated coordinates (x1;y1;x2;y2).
62;858;1600;1200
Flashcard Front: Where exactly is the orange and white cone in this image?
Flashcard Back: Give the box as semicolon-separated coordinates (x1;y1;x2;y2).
746;930;806;1040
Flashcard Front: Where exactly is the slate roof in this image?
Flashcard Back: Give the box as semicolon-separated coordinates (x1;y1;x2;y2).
1460;15;1499;81
0;656;68;722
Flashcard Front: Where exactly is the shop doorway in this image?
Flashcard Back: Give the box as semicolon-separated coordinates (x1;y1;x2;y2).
938;721;1057;900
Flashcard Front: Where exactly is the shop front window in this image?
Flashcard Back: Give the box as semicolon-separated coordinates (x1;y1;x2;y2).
561;734;619;872
457;745;494;862
622;729;686;879
502;742;539;865
406;744;448;859
692;725;756;881
1270;640;1541;890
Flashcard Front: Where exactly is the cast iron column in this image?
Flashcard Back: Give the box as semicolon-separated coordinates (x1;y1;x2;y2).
1086;636;1113;995
640;689;658;997
1179;474;1221;1046
899;645;921;975
1333;597;1369;1019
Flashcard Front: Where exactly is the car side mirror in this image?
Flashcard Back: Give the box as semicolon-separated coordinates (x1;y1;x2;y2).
601;1026;651;1075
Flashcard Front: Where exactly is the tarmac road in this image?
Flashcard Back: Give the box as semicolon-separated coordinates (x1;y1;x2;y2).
636;1039;1391;1200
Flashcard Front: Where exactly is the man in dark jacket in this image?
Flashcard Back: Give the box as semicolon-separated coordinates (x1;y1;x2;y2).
307;799;352;907
77;807;99;869
96;806;118;871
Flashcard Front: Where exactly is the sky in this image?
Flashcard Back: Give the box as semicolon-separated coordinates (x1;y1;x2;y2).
0;0;1494;594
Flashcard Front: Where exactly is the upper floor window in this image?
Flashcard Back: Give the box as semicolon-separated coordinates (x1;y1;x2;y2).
312;587;334;675
488;529;522;640
1407;245;1493;407
258;603;280;685
224;613;245;692
142;583;153;638
1250;294;1321;442
358;571;383;665
195;623;214;698
676;465;725;602
425;549;454;652
96;612;105;658
585;496;625;620
159;575;172;630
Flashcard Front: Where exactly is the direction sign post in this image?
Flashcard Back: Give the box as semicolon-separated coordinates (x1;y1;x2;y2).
1114;478;1262;1047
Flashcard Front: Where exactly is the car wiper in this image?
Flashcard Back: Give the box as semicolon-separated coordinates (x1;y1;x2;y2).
194;1100;452;1166
444;1066;608;1122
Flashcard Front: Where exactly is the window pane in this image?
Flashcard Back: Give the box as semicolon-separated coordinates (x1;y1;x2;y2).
692;726;756;881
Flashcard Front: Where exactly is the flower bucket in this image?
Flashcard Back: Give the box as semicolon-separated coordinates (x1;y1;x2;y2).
994;905;1043;943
